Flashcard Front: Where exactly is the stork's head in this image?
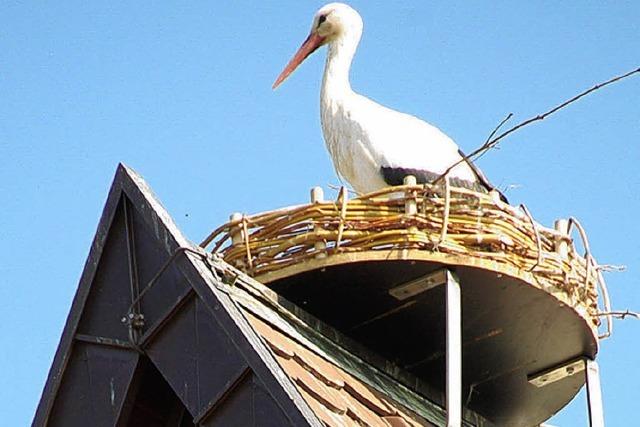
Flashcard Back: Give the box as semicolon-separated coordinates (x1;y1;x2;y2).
273;3;363;89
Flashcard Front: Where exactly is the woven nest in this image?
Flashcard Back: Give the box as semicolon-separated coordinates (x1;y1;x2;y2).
201;182;607;331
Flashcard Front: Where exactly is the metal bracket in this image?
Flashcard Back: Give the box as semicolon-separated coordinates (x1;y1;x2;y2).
528;357;605;426
121;312;145;329
528;357;585;388
389;269;462;426
388;269;448;301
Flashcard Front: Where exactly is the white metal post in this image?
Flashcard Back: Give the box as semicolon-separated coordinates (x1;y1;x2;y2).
586;359;605;427
445;270;462;427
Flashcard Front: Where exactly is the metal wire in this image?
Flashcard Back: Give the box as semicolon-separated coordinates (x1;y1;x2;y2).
121;245;207;351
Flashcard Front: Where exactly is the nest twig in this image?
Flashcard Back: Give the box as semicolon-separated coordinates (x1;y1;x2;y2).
201;183;603;327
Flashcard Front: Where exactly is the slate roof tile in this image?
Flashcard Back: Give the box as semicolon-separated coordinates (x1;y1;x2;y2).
243;310;434;427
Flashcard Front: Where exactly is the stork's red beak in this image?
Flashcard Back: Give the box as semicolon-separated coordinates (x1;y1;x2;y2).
273;32;326;89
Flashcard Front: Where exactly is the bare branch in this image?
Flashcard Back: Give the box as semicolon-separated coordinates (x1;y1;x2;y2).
484;112;514;147
474;112;513;163
597;264;627;272
433;66;640;185
596;310;640;320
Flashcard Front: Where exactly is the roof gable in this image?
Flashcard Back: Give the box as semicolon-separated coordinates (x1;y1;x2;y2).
34;164;489;427
34;164;319;426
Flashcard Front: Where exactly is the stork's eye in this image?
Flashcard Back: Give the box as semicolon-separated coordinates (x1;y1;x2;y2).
318;15;327;25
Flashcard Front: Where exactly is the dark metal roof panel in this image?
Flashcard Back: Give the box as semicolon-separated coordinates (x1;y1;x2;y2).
33;164;321;427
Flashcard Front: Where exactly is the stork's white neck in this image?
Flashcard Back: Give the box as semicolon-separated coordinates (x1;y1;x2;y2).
321;30;361;100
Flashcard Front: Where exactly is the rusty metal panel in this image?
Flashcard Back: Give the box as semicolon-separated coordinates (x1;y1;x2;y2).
47;343;139;427
75;198;135;341
35;165;319;427
252;377;294;427
130;201;191;331
200;373;253;427
145;297;249;416
118;358;195;427
201;372;292;427
34;166;136;426
70;193;191;350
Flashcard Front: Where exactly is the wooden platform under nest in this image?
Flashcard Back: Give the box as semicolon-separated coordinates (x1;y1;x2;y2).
201;179;609;336
200;179;614;424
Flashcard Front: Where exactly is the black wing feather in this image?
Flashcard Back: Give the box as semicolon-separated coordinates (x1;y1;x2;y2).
456;149;508;202
380;152;509;203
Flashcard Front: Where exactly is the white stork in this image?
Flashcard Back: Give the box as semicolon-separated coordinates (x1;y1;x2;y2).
273;3;503;199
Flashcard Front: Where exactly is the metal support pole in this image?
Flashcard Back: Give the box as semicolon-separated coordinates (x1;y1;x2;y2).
445;270;462;427
586;359;605;427
388;268;462;425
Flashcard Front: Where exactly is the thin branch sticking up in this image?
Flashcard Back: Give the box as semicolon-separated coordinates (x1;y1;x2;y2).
473;114;514;165
433;66;640;185
477;112;513;162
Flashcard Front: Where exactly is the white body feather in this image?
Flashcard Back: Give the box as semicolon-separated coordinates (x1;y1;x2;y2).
318;4;478;194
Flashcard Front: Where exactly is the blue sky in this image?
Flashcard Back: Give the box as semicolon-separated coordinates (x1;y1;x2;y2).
1;1;638;425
